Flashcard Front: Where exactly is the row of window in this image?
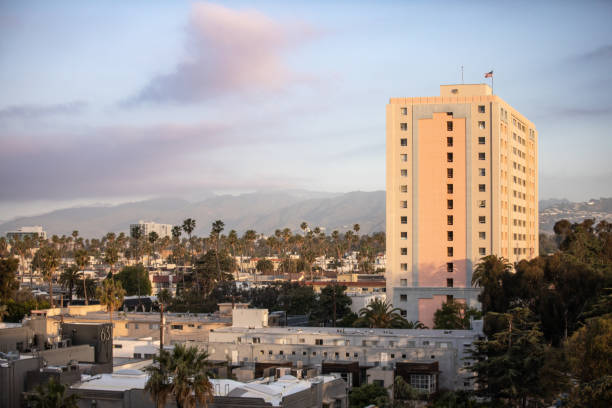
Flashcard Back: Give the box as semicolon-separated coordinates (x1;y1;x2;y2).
513;132;527;146
513;204;527;213
513;219;527;227
513;190;526;200
513;233;527;241
512;146;526;159
398;136;486;148
513;176;526;186
513;161;526;173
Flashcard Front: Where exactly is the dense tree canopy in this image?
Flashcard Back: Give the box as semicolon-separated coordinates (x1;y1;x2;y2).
115;264;152;296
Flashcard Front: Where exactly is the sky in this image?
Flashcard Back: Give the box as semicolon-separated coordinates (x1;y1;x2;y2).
1;0;611;220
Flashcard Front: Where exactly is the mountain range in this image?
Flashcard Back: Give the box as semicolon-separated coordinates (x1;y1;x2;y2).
0;191;385;238
1;192;610;238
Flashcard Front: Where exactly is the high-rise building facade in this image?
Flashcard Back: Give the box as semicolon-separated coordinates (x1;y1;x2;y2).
386;84;538;326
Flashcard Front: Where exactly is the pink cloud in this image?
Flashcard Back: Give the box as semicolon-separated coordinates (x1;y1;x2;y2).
126;2;314;104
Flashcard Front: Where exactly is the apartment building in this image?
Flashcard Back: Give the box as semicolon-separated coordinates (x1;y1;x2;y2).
386;84;538;326
206;318;483;391
129;220;173;238
6;225;47;240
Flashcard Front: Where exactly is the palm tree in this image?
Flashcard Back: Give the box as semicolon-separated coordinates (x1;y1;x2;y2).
472;255;512;314
59;265;80;302
157;289;172;351
27;377;79;408
210;220;225;283
405;320;427;329
35;246;60;308
75;277;97;301
182;218;196;259
227;230;239;279
145;344;214;408
96;279;126;329
356;298;407;328
74;249;89;305
104;244;119;277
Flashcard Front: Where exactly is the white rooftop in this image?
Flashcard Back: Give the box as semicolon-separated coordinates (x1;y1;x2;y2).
211;375;337;406
72;370;148;392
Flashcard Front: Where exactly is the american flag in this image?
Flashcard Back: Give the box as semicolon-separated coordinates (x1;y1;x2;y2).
484;71;493;78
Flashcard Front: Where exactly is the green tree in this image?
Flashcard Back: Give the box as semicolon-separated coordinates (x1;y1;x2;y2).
256;258;274;275
193;250;236;296
314;284;352;326
566;375;612;408
115;264;152;296
433;300;481;330
96;278;126;327
567;315;612;384
145;344;213;408
26;377;79;408
349;383;389;408
355;298;407;328
469;308;558;408
0;257;19;303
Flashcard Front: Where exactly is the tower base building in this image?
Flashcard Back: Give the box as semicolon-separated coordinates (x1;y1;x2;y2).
386;84;538;326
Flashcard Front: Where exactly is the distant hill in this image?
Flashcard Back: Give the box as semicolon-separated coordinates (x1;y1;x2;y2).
0;191;384;238
2;192;609;238
539;197;612;233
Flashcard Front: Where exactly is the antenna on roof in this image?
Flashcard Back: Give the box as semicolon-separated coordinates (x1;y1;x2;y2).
461;65;464;84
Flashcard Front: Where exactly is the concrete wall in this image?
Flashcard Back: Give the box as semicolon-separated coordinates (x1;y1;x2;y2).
232;309;268;328
37;344;95;365
0;356;41;408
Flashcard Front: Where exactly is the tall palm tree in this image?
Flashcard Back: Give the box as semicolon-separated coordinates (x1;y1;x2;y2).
59;265;80;302
35;246;60;308
27;377;79;408
74;249;89;305
104;244;119;277
357;298;407;328
210;220;225;283
227;230;239;279
96;279;126;329
145;344;214;408
182;218;196;259
157;289;172;351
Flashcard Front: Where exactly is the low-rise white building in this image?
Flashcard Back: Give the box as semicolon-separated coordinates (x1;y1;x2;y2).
206;318;482;392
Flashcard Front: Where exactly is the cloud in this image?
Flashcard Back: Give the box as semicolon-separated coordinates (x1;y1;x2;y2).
0;119;277;201
0;100;88;119
125;2;315;105
571;44;612;63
